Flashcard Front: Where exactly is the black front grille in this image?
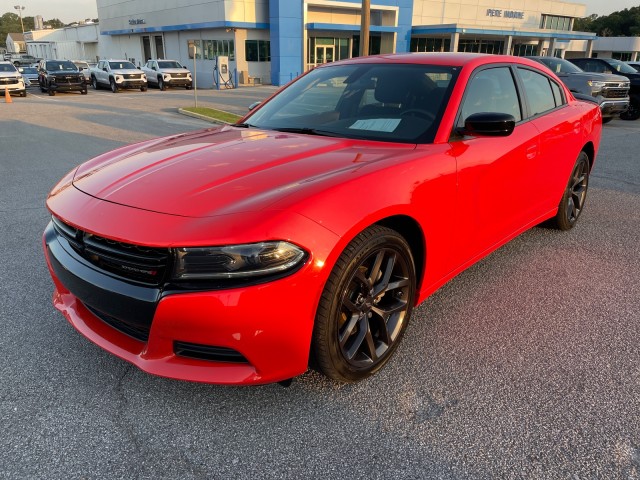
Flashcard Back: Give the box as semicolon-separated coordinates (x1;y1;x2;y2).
173;73;186;78
125;74;140;79
602;88;629;99
174;341;249;363
0;77;19;85
52;216;171;286
85;304;150;342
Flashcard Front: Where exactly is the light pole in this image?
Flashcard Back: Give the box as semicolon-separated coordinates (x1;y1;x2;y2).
14;5;25;35
359;0;370;57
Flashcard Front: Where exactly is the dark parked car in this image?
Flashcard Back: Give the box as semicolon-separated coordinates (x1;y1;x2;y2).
627;62;640;73
528;56;629;123
38;59;87;96
568;58;640;120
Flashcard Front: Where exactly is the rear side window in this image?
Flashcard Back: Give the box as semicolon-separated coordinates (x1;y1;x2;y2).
516;68;560;117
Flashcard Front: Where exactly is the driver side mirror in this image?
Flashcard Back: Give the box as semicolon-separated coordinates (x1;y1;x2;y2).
459;112;515;137
248;101;261;111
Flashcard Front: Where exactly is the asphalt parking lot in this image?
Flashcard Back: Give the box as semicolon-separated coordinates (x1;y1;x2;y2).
1;87;639;479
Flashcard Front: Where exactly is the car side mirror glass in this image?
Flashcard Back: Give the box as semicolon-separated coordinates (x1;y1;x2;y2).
248;101;261;111
103;67;108;72
460;112;516;137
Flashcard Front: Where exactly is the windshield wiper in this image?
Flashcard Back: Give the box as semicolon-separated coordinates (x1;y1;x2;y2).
271;127;339;137
234;123;255;128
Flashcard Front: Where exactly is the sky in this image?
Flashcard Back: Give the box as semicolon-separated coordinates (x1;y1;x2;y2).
6;0;640;24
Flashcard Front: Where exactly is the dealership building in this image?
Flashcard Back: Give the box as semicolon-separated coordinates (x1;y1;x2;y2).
94;0;596;87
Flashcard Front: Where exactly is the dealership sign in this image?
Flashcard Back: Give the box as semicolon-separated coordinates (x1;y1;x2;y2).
486;9;525;19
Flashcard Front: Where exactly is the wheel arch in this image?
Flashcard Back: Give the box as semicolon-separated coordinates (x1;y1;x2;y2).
374;215;426;293
581;141;595;171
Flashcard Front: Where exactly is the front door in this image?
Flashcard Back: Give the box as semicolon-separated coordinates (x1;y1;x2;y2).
315;46;335;65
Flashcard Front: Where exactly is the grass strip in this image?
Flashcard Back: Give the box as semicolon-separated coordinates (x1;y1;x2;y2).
181;107;241;124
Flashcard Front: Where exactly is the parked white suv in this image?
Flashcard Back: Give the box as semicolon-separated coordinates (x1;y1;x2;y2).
141;59;193;90
0;61;27;97
90;59;147;92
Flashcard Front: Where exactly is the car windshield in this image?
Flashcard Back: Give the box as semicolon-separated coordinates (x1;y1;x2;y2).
606;59;638;74
0;64;17;72
47;61;78;71
109;61;137;69
537;57;583;74
74;62;89;69
21;67;38;74
158;61;182;68
245;63;458;144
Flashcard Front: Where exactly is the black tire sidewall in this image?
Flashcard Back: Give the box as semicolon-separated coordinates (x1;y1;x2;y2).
312;226;416;382
555;151;589;230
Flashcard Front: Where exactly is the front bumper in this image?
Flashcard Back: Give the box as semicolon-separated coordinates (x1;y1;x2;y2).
43;221;322;385
600;98;629;116
167;78;192;87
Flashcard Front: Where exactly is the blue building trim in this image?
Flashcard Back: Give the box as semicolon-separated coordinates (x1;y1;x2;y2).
411;25;596;41
101;21;269;36
269;0;304;86
306;23;399;33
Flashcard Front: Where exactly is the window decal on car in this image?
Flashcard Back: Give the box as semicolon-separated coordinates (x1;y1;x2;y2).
349;118;401;132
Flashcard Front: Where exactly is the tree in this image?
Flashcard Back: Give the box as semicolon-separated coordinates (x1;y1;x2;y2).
44;19;65;29
574;6;640;37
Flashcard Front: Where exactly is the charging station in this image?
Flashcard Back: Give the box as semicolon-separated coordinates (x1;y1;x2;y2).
214;56;235;89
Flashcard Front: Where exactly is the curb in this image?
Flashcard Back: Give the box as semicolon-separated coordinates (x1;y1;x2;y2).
177;108;238;125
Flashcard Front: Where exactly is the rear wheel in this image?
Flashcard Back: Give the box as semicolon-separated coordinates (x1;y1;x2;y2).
549;151;590;231
312;226;416;382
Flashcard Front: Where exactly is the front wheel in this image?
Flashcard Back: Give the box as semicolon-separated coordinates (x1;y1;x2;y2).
620;99;640;121
158;78;165;91
81;89;87;95
548;151;590;231
110;78;118;93
140;85;147;92
602;116;614;124
312;226;416;382
48;85;55;96
92;76;99;90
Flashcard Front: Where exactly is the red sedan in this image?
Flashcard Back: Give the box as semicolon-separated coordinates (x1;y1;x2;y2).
43;53;601;385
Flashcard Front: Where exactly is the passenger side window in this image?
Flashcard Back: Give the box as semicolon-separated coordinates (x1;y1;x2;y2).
459;67;522;125
517;68;560;117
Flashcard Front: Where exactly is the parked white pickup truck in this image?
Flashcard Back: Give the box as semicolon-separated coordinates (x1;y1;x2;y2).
90;59;147;93
141;59;193;90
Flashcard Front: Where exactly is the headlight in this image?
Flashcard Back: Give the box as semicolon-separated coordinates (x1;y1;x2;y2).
587;80;606;88
172;241;306;280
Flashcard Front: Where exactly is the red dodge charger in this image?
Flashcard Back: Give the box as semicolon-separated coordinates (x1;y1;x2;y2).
43;53;601;385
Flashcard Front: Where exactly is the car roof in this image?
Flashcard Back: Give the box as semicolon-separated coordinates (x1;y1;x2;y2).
323;52;546;71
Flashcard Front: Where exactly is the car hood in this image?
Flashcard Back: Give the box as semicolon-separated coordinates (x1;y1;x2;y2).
0;72;21;78
113;68;144;75
565;72;628;83
71;126;416;218
160;68;191;75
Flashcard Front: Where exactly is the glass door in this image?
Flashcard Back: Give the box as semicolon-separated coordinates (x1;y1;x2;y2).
315;45;335;65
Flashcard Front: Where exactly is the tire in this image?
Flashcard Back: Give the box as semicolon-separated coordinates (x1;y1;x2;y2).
602;116;614;124
21;91;27;97
140;85;147;92
548;151;590;231
81;89;87;95
92;76;99;90
158;78;165;91
110;78;118;93
40;82;46;93
48;85;55;96
620;98;640;121
185;84;192;90
311;225;416;382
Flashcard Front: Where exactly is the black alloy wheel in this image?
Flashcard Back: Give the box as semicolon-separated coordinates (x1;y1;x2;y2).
549;151;590;230
312;226;416;382
620;98;640;121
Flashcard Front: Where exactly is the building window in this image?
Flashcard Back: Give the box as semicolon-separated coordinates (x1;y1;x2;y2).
246;40;270;62
188;39;235;60
457;39;504;54
410;37;451;53
540;15;572;31
612;52;633;61
512;44;538;56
